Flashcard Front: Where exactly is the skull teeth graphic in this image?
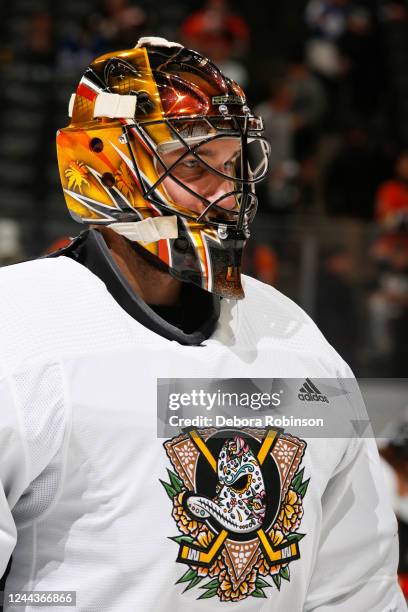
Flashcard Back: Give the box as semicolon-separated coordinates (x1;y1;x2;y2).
186;436;266;533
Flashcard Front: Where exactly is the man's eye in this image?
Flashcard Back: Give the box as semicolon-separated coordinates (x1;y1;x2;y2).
184;159;200;169
224;154;239;171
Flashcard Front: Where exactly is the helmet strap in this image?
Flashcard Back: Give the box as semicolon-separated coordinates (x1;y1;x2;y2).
107;216;178;244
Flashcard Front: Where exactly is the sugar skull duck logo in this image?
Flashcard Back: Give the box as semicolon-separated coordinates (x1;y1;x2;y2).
161;427;309;601
185;436;266;533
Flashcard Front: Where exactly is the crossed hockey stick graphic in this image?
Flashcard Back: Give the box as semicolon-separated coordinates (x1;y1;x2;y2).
177;427;300;567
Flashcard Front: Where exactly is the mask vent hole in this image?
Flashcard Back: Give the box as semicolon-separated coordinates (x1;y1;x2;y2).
90;138;104;152
102;172;115;188
174;238;189;252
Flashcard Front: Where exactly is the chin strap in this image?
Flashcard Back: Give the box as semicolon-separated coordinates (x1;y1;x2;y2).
107;216;178;244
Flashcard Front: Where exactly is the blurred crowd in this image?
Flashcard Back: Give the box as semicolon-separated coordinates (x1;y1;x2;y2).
0;0;408;377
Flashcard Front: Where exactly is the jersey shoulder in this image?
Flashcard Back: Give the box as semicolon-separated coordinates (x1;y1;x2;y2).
239;274;350;373
0;255;104;310
0;254;95;287
0;256;136;372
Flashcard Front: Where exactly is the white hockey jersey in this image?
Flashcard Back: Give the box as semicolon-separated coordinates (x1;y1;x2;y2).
0;252;406;611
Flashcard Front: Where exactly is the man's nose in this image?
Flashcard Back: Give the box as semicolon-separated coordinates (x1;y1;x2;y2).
202;176;236;210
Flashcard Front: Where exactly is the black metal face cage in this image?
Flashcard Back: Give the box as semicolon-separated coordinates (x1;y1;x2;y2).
121;114;271;231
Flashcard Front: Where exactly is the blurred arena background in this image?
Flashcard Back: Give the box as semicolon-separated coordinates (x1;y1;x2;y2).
2;0;408;378
0;0;408;595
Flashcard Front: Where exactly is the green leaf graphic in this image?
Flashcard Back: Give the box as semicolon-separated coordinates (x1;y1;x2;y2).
272;574;281;591
183;576;204;592
285;532;306;544
176;568;197;584
280;566;290;581
198;588;218;599
252;588;267;598
169;534;195;544
167;469;184;494
291;468;304;492
298;479;310;498
255;577;270;588
159;479;176;500
200;578;220;589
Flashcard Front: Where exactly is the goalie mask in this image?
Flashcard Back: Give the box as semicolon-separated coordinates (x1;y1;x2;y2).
57;37;270;299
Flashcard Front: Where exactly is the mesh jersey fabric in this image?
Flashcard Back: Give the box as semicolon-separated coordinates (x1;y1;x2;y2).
11;363;66;527
0;256;405;611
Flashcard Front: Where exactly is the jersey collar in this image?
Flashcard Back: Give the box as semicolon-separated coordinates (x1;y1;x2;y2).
48;229;221;346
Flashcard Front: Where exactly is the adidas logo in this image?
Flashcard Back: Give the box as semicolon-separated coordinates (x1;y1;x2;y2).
298;378;329;403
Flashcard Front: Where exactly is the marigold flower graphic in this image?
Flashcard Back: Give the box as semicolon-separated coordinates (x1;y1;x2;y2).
65;161;90;193
218;567;257;602
161;429;310;602
279;489;304;534
256;526;289;576
172;491;201;537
